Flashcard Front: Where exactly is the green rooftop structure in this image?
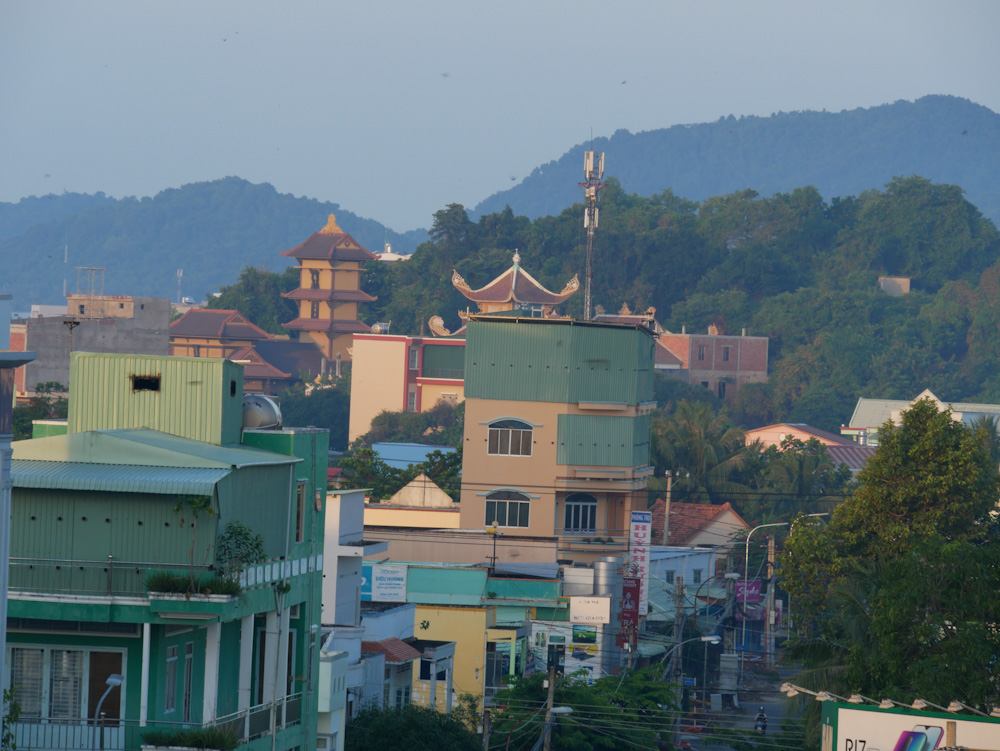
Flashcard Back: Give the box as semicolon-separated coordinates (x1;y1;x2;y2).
5;353;328;751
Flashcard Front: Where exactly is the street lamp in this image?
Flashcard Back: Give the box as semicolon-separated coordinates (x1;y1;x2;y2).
486;522;500;574
94;673;123;751
659;635;720;677
537;706;573;751
740;514;828;661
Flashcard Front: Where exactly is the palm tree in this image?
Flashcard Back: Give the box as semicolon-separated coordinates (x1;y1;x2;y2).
653;400;751;504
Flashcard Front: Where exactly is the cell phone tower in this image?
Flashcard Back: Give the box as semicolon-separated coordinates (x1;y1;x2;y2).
579;150;606;320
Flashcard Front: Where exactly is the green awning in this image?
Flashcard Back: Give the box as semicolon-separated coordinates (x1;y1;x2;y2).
12;460;231;495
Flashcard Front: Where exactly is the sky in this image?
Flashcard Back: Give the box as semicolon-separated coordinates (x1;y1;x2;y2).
2;1;999;231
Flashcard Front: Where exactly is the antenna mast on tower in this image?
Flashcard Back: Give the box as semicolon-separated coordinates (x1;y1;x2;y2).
579;150;606;320
177;269;183;304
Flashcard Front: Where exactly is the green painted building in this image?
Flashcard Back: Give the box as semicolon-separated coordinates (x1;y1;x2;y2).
5;353;329;751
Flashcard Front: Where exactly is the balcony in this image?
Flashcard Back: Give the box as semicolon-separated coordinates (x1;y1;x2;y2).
11;694;303;751
9;557;215;598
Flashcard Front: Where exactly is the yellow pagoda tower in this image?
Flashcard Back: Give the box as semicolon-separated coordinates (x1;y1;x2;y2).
281;214;376;361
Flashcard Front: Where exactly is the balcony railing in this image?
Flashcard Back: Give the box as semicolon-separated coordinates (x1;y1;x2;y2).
11;694;303;751
9;557;214;598
420;367;463;379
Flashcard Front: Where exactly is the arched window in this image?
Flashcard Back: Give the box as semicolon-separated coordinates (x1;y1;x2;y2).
486;490;530;528
564;493;597;533
487;419;533;457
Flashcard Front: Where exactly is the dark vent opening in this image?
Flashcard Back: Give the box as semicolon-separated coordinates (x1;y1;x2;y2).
230;380;237;396
132;374;161;392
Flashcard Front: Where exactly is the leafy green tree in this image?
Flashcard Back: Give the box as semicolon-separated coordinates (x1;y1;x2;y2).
173;495;215;592
278;375;351;450
489;666;678;751
207;265;298;334
12;382;67;440
781;398;1000;710
345;703;480;751
2;688;19;751
653;400;750;504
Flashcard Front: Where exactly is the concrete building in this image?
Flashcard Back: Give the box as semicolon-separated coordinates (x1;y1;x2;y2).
5;353;329;751
657;326;768;400
9;295;169;397
348;334;465;443
458;314;656;560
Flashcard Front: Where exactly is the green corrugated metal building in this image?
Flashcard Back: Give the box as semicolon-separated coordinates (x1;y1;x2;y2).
6;353;328;751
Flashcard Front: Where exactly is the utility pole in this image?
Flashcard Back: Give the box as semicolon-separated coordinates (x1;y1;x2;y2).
579;150;606;321
764;535;776;668
671;575;685;747
542;665;557;751
482;708;491;751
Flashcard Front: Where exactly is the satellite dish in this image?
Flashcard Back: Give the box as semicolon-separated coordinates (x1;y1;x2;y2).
242;393;282;429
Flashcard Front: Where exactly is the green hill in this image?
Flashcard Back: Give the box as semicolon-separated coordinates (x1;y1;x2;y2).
0;178;427;306
474;96;1000;230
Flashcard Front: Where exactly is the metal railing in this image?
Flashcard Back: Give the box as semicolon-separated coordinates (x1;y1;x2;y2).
9;557;214;597
420;367;464;379
11;694;303;751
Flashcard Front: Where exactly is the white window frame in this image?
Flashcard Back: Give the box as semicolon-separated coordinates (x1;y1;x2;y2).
563;494;598;533
485;491;530;528
487;420;533;457
165;645;178;713
7;645;126;721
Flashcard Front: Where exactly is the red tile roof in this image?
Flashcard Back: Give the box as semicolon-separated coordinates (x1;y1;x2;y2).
281;215;376;262
282;318;374;333
169;309;272;341
361;638;422;664
654;340;684;368
452;255;578;306
227;346;292;380
282;288;377;302
667;502;748;546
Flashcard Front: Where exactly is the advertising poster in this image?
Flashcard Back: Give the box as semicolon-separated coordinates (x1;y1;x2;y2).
570;596;611;624
821;703;1000;751
734;579;761;605
530;621;604;682
628;510;652;615
360;563;407;602
618;576;640;648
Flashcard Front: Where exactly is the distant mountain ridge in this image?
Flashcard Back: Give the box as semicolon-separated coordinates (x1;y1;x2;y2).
0;178;428;306
475;96;1000;228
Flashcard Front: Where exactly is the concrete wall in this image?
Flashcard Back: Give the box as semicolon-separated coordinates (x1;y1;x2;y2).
348;336;408;442
18;297;169;394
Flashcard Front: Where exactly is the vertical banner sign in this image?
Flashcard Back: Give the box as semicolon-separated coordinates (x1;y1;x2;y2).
618;577;640;648
629;510;652;615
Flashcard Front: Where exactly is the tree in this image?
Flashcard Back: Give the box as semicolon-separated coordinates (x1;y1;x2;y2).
207;265;298;334
345;704;480;751
489;666;678;751
173;495;215;592
2;688;19;751
652;400;750;504
780;398;1000;710
12;382;67;440
278;374;351;451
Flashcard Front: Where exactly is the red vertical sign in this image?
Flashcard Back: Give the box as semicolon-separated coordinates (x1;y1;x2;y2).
618;576;640;648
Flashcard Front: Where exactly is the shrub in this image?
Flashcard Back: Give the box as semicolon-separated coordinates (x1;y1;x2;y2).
142;727;239;750
146;571;241;596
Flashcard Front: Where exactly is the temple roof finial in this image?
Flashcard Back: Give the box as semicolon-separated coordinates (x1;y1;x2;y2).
512;250;521;265
319;214;343;235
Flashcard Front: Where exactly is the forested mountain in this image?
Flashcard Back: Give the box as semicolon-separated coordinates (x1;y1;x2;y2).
0;178;427;306
475;96;1000;230
361;175;1000;432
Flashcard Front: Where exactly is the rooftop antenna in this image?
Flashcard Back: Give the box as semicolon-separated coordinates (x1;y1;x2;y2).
177;269;183;304
579;149;606;320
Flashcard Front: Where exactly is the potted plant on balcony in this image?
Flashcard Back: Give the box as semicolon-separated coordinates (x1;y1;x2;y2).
140;726;239;751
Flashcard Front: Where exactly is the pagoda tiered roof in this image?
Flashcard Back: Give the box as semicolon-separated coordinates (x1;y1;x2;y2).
170;309;272;341
281;214;377;262
452;252;578;306
282;288;377;303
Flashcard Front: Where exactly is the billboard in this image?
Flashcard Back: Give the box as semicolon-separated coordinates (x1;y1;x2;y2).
820;702;1000;751
628;510;652;615
360;563;407;602
570;596;611;624
618;576;640;648
531;621;605;682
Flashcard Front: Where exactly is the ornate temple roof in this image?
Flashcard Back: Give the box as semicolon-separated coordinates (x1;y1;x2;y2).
281;214;377;262
452;251;579;306
169;309;272;341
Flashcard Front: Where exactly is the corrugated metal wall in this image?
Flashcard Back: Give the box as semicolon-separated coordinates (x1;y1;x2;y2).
556;414;652;467
422;344;465;378
68;353;243;444
465;320;654;404
216;464;293;559
11;488;206;565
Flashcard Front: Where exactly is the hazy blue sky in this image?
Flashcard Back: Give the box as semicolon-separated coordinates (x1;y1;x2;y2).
3;1;998;230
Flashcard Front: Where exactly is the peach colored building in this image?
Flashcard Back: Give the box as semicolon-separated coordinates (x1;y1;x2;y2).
348;334;466;443
457;314;656;559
